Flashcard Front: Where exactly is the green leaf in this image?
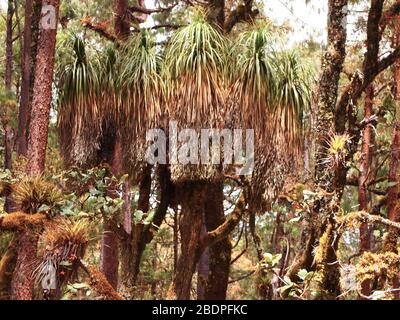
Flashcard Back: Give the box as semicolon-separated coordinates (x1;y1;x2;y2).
297;269;308;281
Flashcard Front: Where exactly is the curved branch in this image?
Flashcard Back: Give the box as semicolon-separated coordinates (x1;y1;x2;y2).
200;192;246;250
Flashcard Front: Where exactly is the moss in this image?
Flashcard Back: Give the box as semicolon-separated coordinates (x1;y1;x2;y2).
87;265;123;300
0;212;47;231
314;224;332;266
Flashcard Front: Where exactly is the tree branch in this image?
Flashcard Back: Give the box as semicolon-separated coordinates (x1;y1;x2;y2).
80;17;118;43
223;0;259;33
200;192;246;250
0;212;47;231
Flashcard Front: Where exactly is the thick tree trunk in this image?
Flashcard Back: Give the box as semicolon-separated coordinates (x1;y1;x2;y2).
10;233;38;300
100;138;122;289
167;183;206;300
119;165;151;295
358;84;374;297
202;182;231;300
26;0;60;174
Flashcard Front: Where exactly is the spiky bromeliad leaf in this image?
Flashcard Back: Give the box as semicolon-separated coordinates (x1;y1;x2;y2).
165;13;229;128
118;30;163;135
34;218;89;287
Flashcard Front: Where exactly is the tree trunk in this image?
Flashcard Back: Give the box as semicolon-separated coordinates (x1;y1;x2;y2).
17;0;42;156
26;0;60;174
4;0;14;172
312;0;348;299
100;138;122;289
10;233;38;300
101;0;131;292
5;0;14;91
202;182;231;300
358;84;374;297
383;27;400;298
114;0;130;40
196;224;209;300
167;183;206;300
119;164;151;295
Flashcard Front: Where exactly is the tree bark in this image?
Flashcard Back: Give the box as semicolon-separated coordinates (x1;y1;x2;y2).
26;0;60;174
17;0;42;156
5;0;14;91
10;233;38;300
114;0;130;40
287;0;349;297
383;23;400;299
167;183;206;300
100;0;131;292
358;84;374;297
196;223;209;300
4;0;14;173
202;182;231;300
100;139;122;289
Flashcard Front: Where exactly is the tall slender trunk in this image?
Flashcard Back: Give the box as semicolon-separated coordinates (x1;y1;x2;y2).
4;0;14;172
26;0;60;174
100;0;130;290
5;0;14;91
17;0;40;156
358;84;374;297
383;27;400;299
13;0;60;300
287;1;349;297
